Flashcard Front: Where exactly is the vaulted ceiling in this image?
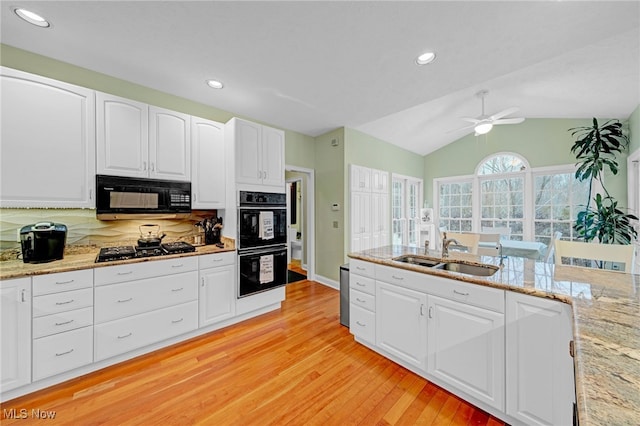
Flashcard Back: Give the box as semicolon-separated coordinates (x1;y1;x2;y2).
2;1;639;155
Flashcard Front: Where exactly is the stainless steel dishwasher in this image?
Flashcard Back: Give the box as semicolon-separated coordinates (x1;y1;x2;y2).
339;263;349;327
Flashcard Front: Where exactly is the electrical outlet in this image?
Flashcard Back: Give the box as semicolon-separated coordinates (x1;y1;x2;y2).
333;221;339;229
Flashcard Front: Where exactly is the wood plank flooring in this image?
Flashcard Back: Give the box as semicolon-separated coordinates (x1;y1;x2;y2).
1;279;505;425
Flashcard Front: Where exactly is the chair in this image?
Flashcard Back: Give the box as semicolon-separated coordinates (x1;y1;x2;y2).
544;231;562;263
478;233;501;256
444;232;480;255
481;226;511;240
554;240;635;273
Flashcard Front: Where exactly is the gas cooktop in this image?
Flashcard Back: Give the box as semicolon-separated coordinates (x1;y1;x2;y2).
95;241;196;263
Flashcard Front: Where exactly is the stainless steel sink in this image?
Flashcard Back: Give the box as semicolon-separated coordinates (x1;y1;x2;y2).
433;262;499;276
392;254;499;277
392;255;442;268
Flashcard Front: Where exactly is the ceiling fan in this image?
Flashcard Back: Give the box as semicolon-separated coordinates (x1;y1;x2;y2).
451;90;525;136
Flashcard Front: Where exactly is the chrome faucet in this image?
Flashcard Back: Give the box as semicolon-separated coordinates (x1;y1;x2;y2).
442;232;459;258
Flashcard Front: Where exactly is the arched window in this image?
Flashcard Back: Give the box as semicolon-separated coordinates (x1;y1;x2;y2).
476;153;529;239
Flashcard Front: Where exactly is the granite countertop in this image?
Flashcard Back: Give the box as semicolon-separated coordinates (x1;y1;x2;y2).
348;245;640;426
0;241;236;280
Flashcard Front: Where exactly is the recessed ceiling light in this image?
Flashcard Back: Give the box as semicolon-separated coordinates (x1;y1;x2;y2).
206;79;224;89
13;7;50;28
415;51;436;65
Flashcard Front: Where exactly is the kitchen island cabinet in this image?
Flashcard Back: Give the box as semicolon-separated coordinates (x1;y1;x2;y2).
0;278;31;392
0;67;95;208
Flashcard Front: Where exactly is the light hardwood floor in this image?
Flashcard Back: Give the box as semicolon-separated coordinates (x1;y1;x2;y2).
1;279;505;425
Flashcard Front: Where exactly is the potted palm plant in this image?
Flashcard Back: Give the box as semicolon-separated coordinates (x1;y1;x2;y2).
569;118;637;244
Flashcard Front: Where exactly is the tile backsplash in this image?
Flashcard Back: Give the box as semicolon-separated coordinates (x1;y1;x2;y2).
0;208;219;251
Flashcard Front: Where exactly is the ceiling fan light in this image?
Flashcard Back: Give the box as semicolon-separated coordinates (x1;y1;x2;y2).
415;51;436;65
474;122;493;135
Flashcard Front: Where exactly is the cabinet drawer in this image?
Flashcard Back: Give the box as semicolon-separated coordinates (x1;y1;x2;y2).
375;264;425;289
426;275;505;313
33;326;93;381
349;259;375;279
94;301;198;362
350;288;375;312
33;269;93;296
199;252;235;269
350;305;376;344
33;288;93;318
350;273;375;296
94;256;198;286
33;307;93;338
95;271;198;323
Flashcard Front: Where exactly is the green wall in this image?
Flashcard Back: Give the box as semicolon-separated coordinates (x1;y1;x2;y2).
424;118;631;207
313;129;345;281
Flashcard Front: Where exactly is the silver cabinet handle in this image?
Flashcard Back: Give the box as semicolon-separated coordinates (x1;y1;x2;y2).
355;281;366;287
201;277;205;287
391;275;404;281
356;266;365;271
428;306;434;318
420;304;425;316
213;258;223;262
55;349;74;357
171;264;184;268
356;321;366;327
55;299;75;305
172;318;184;324
143;161;147;171
193;193;196;202
55;279;74;285
55;319;74;326
453;289;469;296
117;271;133;276
171;287;184;292
21;289;26;303
151;162;155;172
118;332;132;339
117;297;133;303
356;298;366;303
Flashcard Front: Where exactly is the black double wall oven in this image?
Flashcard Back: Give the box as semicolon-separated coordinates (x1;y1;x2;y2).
237;191;288;298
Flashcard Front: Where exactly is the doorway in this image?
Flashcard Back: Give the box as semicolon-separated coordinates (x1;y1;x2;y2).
285;165;315;281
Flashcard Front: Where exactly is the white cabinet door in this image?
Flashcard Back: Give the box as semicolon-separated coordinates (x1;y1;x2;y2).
376;281;427;370
199;264;236;327
96;92;149;178
0;67;95;208
427;294;504;411
261;125;285;188
234;118;262;185
350;164;371;192
506;292;574;426
191;117;225;209
350;191;371;252
371;193;389;248
371;169;389;193
149;106;191;181
0;278;31;393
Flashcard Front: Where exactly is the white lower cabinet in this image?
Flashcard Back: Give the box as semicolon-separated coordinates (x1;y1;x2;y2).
95;301;198;361
427;294;504;411
376;281;427;370
198;252;236;327
505;292;575;426
0;278;31;393
349;267;376;345
33;327;93;381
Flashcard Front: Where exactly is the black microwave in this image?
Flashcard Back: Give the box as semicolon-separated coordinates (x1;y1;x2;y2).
96;175;191;220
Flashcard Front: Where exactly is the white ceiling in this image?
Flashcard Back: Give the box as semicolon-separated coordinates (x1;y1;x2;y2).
1;1;639;156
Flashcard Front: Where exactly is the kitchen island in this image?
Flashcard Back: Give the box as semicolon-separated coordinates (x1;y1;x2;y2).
348;245;639;426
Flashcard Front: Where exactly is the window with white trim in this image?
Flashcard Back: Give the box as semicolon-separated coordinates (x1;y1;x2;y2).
392;174;423;246
434;153;590;243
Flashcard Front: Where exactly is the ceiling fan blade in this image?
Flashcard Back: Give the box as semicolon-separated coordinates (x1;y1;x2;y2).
461;117;480;124
446;123;475;134
489;106;519;121
493;117;525;125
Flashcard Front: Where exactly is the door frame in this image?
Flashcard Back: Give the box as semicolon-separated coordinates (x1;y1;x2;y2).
285;164;315;281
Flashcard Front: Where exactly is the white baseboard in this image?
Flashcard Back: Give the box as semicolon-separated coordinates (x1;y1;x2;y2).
314;274;339;290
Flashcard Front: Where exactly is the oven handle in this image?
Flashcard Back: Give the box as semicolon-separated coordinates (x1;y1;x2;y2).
238;206;287;210
238;246;288;256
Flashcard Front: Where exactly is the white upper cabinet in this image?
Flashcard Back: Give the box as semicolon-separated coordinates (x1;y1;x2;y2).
228;118;285;190
0;67;95;208
96;92;149;178
149;106;191;181
350;165;372;192
191;117;225;209
96;94;190;181
371;169;389;193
